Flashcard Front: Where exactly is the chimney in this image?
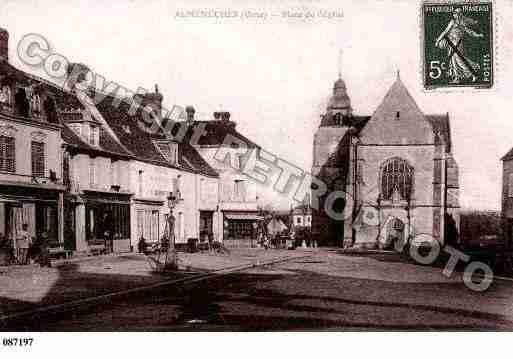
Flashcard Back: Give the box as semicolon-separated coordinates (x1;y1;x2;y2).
133;84;163;119
66;62;91;90
0;28;9;62
185;105;195;123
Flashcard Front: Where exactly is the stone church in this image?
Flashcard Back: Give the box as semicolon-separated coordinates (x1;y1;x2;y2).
312;73;460;249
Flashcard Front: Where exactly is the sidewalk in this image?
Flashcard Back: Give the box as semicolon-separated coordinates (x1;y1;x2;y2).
0;248;305;318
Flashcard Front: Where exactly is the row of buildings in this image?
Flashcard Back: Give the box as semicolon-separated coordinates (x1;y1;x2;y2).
0;28;264;255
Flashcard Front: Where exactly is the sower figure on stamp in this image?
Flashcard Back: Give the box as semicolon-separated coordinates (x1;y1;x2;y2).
435;7;484;84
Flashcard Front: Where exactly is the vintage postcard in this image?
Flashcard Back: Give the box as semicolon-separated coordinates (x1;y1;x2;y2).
0;0;512;356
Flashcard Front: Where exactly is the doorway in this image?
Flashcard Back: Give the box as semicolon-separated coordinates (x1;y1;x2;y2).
200;211;213;242
385;217;405;249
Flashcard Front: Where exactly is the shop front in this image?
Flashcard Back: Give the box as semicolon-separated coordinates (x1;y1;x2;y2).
134;199;163;248
223;211;262;248
0;181;64;251
80;190;132;253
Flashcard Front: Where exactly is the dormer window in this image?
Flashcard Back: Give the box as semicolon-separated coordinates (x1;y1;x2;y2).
14;87;29;117
153;140;178;165
43;97;58;123
0;86;11;107
31;94;41;115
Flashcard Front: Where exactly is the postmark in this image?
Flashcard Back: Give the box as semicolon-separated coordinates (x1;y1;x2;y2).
422;1;493;89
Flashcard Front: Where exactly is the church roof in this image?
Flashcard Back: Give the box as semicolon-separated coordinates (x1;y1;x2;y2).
320;114;370;128
501;147;513;161
355;76;454;152
370;76;425;121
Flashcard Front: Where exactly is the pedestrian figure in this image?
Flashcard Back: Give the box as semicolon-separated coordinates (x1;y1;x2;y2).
16;224;31;265
263;234;269;250
38;232;51;267
0;232;14;265
101;212;114;253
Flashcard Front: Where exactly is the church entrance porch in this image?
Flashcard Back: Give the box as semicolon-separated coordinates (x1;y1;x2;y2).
381;217;406;250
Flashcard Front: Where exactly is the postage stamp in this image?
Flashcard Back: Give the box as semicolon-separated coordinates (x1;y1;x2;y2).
422;2;493;89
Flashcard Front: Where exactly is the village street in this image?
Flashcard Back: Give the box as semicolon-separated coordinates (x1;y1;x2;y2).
2;248;513;331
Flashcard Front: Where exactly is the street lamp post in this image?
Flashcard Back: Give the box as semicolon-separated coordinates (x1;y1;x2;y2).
165;191;180;270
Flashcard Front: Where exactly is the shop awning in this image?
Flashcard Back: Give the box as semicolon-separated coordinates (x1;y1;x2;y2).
224;213;263;221
0;196;22;206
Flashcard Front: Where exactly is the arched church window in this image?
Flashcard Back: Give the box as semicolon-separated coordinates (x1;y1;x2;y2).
381;157;414;200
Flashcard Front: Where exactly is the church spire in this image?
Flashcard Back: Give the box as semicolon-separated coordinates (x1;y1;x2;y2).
327;50;352;116
338;49;343;79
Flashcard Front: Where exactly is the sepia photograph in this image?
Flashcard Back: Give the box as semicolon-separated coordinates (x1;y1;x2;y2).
0;0;512;355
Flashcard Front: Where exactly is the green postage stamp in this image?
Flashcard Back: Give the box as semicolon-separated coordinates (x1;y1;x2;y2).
422;2;493;89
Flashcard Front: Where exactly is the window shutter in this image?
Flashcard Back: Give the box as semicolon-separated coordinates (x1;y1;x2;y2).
31;141;45;177
89;159;95;186
0;136;5;171
0;136;15;172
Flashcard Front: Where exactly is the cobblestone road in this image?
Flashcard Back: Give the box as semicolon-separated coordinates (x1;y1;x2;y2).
3;248;512;331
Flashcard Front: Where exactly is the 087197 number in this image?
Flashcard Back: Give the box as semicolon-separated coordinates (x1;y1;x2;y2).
2;337;34;347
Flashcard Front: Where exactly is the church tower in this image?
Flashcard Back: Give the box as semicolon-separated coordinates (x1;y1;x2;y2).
311;71;357;246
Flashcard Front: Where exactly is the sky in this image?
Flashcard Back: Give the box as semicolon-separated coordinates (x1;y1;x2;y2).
1;0;512;210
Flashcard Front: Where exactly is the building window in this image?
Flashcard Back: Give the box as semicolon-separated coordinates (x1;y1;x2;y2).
137;209;159;242
90;125;99;146
15;88;29;117
228;220;253;239
508;173;513;198
0;135;15;172
296;217;302;225
44;97;58;123
138;170;143;196
86;203;131;242
63;152;71;187
31;141;45;177
172;176;181;198
153;141;178;165
31;94;41;114
110;160;120;186
381;157;414;200
89;158;96;186
234;180;246;201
